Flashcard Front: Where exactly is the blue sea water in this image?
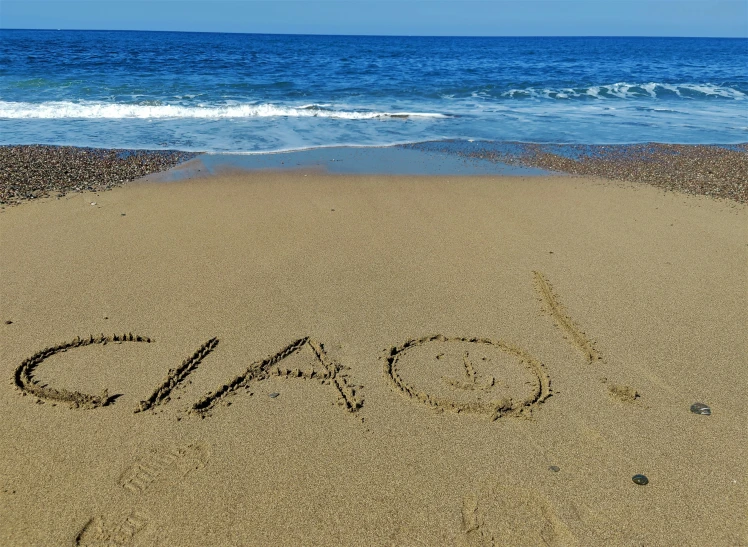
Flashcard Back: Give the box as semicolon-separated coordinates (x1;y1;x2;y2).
1;30;746;152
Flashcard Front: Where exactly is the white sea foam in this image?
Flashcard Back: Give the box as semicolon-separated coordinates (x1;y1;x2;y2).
680;83;745;98
0;101;450;120
641;83;657;98
500;82;745;100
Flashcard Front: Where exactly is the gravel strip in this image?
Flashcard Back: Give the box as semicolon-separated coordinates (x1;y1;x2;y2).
408;142;748;204
0;145;199;206
3;143;746;206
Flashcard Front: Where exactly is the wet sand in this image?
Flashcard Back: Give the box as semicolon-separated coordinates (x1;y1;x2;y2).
0;170;746;545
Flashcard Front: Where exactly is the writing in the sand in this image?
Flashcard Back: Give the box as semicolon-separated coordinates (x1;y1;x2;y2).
12;272;603;421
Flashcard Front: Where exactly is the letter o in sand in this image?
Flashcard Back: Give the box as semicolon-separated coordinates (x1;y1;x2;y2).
384;335;551;420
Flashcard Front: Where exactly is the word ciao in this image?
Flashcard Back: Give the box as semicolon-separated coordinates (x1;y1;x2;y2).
13;272;602;420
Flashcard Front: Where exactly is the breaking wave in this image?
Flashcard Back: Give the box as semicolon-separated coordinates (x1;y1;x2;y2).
501;83;746;100
0;101;451;120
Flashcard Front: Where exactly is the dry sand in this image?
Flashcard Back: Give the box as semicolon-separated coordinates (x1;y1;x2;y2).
0;171;746;546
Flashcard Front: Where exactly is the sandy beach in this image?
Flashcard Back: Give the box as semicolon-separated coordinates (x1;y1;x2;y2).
1;169;746;545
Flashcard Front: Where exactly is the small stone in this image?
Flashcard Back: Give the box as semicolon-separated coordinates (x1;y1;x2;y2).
549;465;561;472
690;402;711;415
632;474;649;485
90;202;96;206
4;320;12;325
269;393;279;398
121;213;126;216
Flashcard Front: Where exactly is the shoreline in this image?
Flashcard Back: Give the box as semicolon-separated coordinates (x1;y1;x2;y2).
1;141;747;206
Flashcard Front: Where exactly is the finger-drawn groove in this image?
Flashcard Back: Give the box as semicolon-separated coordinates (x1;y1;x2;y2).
191;337;361;415
384;335;551;421
463;352;477;381
442;375;495;392
533;271;603;363
13;334;154;409
135;338;219;413
441;351;497;392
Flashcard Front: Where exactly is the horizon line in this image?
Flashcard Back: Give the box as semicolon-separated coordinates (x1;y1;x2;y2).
1;27;746;39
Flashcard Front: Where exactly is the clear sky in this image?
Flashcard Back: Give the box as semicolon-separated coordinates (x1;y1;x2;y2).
1;0;746;37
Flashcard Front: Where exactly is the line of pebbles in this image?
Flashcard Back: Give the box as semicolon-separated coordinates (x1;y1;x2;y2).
0;145;199;206
3;143;746;206
409;142;748;204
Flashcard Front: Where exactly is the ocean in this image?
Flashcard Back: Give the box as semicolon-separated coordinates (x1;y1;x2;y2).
1;30;746;152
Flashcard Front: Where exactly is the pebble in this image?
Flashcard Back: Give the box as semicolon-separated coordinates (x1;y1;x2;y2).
407;142;748;204
548;465;561;472
269;392;279;398
4;320;12;325
690;402;711;415
632;474;649;485
0;145;199;206
5;143;744;204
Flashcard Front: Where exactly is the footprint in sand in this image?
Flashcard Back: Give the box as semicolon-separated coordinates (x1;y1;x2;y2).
118;443;211;494
75;511;150;547
460;484;578;546
75;442;211;546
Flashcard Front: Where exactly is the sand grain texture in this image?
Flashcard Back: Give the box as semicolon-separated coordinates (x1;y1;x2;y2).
1;171;746;545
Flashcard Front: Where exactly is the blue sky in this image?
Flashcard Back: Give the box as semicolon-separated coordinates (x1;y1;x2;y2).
1;1;746;37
